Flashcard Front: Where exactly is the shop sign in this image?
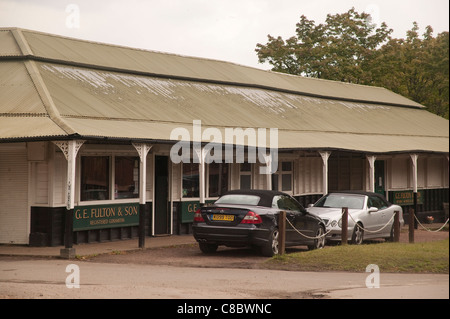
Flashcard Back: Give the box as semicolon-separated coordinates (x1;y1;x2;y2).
181;200;214;223
73;203;139;231
391;190;424;206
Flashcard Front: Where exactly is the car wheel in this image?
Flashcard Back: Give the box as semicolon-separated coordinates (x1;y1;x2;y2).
308;226;326;250
261;228;279;257
351;223;364;245
198;242;218;254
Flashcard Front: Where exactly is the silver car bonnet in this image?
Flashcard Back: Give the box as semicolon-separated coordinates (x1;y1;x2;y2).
307;207;363;223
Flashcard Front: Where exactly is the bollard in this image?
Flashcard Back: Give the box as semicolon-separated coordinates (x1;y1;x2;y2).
409;207;415;244
278;210;286;255
341;207;348;245
393;210;400;242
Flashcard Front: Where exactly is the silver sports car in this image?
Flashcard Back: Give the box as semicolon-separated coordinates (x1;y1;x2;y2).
307;191;404;244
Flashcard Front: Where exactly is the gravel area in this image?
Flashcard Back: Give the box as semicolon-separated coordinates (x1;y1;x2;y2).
86;226;449;270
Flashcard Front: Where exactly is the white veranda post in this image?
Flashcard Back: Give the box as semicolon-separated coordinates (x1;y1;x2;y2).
53;140;85;257
319;151;331;196
132;143;152;248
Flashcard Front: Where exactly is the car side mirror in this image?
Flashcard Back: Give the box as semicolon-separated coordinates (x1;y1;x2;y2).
368;207;378;213
307;204;314;208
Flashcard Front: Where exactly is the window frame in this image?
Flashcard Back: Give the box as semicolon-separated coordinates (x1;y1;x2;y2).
239;163;253;190
182;162;200;199
207;162;229;199
77;154;140;205
272;160;293;194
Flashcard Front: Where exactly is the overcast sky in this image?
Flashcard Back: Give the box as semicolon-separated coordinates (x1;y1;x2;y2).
1;0;448;69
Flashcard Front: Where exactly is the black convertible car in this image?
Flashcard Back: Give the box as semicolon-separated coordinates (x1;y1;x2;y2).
192;190;326;256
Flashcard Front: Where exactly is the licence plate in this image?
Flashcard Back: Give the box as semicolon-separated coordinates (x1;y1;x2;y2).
212;214;235;221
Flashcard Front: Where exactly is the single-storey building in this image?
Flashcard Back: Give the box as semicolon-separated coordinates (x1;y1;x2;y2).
0;28;448;248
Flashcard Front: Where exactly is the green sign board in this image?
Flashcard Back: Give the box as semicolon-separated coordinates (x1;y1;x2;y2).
181;200;215;223
74;203;139;231
391;190;424;206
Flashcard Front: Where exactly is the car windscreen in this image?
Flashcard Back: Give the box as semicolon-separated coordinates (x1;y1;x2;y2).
314;194;365;210
215;194;261;206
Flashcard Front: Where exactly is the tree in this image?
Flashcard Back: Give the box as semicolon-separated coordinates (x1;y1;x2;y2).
255;9;449;119
372;24;449;118
255;8;392;83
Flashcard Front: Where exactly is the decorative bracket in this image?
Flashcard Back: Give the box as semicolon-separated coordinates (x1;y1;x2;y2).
52;140;85;210
366;155;377;169
319;151;331;164
132;143;152;162
53;140;85;161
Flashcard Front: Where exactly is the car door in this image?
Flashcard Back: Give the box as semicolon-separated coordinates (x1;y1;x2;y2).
367;195;388;235
273;195;314;244
373;196;395;237
272;195;296;243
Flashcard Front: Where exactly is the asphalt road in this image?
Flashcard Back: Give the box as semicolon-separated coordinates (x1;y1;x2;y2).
0;256;448;299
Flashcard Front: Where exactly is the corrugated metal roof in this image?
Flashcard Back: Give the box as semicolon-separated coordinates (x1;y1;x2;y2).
38;63;446;136
0;116;67;139
0;30;22;56
0;61;47;114
0;27;448;154
2;28;424;108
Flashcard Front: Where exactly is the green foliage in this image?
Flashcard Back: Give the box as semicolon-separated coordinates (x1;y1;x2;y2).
264;239;449;273
372;24;449;118
256;8;449;119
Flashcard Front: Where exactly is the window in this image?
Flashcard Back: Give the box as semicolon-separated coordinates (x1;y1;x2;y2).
80;155;140;202
272;195;304;212
115;156;139;199
314;194;365;210
272;161;293;192
183;163;199;198
81;156;110;201
368;196;389;210
239;163;252;189
215;194;260;206
208;163;228;197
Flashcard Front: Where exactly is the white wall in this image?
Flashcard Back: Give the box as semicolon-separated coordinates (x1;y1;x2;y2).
295;154;323;195
0;143;29;244
387;154;449;190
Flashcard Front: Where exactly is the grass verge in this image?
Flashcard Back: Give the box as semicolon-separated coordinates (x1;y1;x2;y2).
264;239;449;274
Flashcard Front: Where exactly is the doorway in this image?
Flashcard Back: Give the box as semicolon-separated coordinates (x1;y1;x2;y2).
374;160;385;196
154;155;170;235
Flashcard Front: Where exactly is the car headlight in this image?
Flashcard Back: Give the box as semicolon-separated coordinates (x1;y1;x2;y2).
330;220;338;228
338;219;342;228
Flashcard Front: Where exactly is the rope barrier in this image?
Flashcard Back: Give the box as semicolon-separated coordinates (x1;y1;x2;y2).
286;207;448;243
285;217;333;239
348;212;396;233
414;215;449;232
283;208;348;240
286;209;397;240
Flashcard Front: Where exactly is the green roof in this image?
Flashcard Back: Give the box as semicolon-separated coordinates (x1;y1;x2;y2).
0;28;448;153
